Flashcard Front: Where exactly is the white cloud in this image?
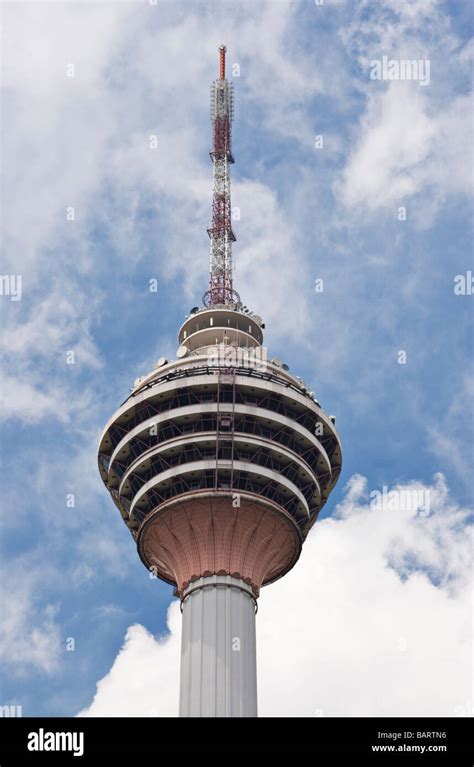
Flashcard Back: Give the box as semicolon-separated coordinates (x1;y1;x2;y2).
337;84;472;218
78;473;472;717
426;374;474;490
1;0;136;273
0;286;102;424
0;575;62;676
77;610;181;718
337;0;473;222
0;374;70;424
338;83;436;210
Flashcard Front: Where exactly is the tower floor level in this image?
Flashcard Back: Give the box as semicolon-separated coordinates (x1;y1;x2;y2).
97;46;342;717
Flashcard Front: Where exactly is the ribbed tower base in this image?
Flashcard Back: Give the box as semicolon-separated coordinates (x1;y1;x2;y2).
179;575;257;717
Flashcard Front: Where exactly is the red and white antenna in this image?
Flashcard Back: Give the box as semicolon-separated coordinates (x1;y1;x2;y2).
203;45;241;308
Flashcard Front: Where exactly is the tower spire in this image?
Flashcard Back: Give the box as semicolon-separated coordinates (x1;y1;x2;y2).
203;45;240;308
219;43;226;79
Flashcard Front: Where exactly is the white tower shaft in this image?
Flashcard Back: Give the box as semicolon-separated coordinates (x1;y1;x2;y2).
179;576;258;717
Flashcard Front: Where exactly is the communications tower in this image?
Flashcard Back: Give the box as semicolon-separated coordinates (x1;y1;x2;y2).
97;45;342;717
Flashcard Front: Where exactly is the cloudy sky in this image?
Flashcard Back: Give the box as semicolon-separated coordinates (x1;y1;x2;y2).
0;0;472;717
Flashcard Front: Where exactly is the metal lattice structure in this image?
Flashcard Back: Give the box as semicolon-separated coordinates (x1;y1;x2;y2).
204;45;240;308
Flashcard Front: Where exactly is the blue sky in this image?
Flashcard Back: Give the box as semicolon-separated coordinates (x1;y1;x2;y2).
0;0;472;717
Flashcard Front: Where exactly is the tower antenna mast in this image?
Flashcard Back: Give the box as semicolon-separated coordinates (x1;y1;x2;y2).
204;45;240;308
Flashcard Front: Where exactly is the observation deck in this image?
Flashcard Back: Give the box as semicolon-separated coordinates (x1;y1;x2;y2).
98;307;342;599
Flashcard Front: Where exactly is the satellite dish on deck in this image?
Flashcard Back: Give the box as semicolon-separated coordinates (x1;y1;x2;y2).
271;357;282;367
156;357;168;368
177;345;189;358
253;315;263;326
282;363;289;371
190;307;199;314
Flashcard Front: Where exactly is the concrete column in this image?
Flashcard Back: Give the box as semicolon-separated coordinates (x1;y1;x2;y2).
179;574;258;717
